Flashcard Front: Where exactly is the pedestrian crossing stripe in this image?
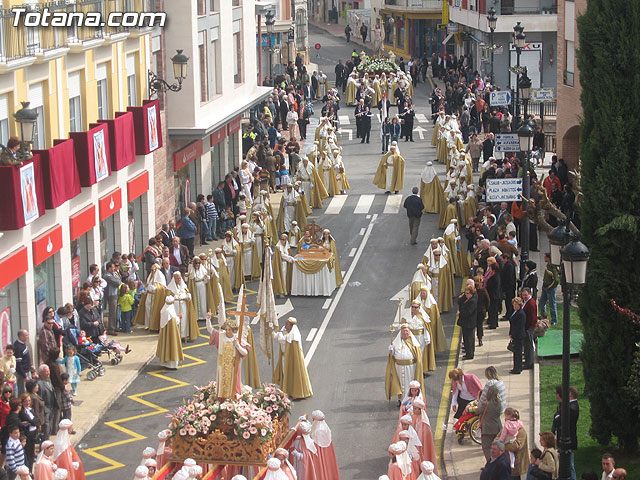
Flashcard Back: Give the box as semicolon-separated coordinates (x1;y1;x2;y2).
416;113;429;123
323;193;407;215
338;115;350;125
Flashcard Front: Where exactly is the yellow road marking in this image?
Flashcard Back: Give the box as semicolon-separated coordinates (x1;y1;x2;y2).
82;317;236;475
434;323;461;475
427;73;435;91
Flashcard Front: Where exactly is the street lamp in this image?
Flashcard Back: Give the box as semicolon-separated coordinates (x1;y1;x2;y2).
517;121;534;279
512;22;526;129
12;101;39;161
148;49;190;98
547;221;590;480
265;11;275;84
487;7;497;83
519;68;532;119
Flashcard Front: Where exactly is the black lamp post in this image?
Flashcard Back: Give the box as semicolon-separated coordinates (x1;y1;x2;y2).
547;221;590;480
13;101;39;161
487;7;497;84
519;68;532;120
148;49;190;98
513;22;526;128
517;121;534;280
265;11;275;84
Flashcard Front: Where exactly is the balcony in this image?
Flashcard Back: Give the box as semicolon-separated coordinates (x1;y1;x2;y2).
0;0;154;63
384;0;442;8
497;0;557;15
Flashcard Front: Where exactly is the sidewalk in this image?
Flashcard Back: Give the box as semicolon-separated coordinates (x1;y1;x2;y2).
309;19;374;54
441;326;540;480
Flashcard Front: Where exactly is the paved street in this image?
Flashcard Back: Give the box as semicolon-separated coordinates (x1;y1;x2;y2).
78;25;462;479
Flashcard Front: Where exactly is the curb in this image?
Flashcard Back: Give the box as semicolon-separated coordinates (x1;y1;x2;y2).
533;359;541;444
308;21;374;55
439;323;462;479
72;347;158;447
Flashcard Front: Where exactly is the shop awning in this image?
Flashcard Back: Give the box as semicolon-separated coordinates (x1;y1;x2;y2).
467;32;482;43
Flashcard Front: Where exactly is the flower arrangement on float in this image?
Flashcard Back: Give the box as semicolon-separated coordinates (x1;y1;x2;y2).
168;382;291;445
356;57;399;75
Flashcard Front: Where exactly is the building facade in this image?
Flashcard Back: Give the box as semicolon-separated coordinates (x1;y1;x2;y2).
0;0;157;354
447;0;557;91
158;0;272;224
370;0;443;59
555;0;584;169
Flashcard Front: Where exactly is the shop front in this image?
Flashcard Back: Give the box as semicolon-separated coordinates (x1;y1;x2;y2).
381;11;442;58
210;126;227;189
127;171;151;268
32;225;63;329
99;188;123;264
69;204;96;303
174;140;203;220
0;247;28;355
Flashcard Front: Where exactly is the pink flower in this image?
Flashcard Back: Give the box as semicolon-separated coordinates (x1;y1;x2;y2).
273;405;279;410
210;415;216;422
266;406;273;413
187;404;194;411
226;404;234;411
179;429;187;436
261;429;267;436
253;398;259;404
187;427;197;436
250;427;257;434
243;431;251;439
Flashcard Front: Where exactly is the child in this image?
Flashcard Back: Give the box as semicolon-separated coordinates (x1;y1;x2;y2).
59;373;76;434
237;192;248;217
5;425;25;479
499;407;524;468
0;345;16;393
221;208;234;232
120;253;132;280
58;346;81;395
279;163;291;188
289;221;301;250
526;448;543;480
118;283;135;334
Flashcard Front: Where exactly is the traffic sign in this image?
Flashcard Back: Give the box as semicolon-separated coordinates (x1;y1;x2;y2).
495;133;520;152
490;90;512;107
315;43;321;50
486;178;523;202
287;28;295;42
531;88;554;102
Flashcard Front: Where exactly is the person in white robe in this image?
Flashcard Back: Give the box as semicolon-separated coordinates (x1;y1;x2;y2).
186;259;209;321
233;214;249;241
317;71;327;98
143;264;166;329
223;231;241;288
282;183;297;233
239;161;253;204
264;458;288;480
295;157;314;205
134;466;149;480
387;324;423;401
289;221;301;250
250;211;267;263
238;223;257;278
417;461;441;480
167;272;193;342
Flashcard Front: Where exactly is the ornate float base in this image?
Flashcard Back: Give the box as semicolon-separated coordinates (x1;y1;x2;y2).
170;415;289;465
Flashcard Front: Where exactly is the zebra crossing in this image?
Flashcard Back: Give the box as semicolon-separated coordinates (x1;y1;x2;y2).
323;193;404;215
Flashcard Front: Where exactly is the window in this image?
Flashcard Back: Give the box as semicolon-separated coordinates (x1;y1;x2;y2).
232;0;241;5
211;38;220;95
128;194;147;261
96;62;109;119
0;94;9;146
210;0;217;12
197;0;206;16
126;53;137;107
70;234;90;304
0;279;21;356
34;255;58;333
228;132;238;171
68;71;82;132
28;83;46;149
396;16;405;49
233;22;243;84
198;31;208;102
564;40;575;87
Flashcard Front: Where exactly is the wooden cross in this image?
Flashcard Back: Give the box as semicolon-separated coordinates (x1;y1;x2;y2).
227;293;257;396
304;220;323;244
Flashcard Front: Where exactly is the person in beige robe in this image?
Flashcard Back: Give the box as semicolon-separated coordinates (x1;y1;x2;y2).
420;161;445;214
373;146;405;194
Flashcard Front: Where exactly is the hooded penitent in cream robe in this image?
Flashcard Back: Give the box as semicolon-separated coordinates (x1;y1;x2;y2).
428;252;454;313
223;234;245;290
374;148;405;193
186;261;211;320
385;325;424;401
415;287;446;353
420;162;445;214
133;265;167;331
273;318;313;399
156;296;184;369
167;273;199;341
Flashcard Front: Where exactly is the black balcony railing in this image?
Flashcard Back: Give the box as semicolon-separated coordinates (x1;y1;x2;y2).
519;99;558;117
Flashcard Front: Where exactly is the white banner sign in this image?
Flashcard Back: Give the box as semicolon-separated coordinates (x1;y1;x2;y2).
531;88;555;102
495;133;520;152
486;178;523;202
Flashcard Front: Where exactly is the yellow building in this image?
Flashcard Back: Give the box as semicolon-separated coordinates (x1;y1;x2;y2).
0;0;159;350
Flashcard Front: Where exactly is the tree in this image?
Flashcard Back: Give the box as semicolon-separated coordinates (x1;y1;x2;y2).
577;0;640;451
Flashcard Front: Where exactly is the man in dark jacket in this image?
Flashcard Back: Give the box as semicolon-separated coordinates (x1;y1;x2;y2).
334;60;344;89
13;330;35;395
457;286;478;359
483;133;495;162
78;298;104;340
480;440;511;480
403;187;424;245
552;384;579;478
521;287;538;370
102;262;121;335
500;253;517;320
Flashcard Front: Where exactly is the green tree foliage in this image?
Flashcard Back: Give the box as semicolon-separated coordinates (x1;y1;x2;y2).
577;0;640;451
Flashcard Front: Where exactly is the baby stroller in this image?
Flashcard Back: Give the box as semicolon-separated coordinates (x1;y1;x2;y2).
453;400;482;445
63;325;106;381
